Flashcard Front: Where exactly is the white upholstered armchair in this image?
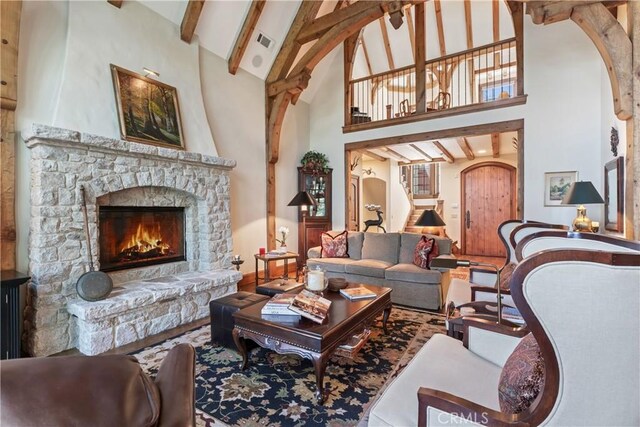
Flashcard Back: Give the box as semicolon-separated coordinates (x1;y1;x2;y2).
369;248;640;426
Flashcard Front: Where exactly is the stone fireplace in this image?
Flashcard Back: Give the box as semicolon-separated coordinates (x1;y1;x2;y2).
23;124;242;356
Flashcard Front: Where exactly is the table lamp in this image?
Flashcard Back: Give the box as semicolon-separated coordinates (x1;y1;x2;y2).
414;209;446;235
287;191;317;257
561;181;604;232
430;257;503;324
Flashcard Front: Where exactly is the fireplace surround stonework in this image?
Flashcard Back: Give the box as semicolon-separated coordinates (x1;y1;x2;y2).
24;124;242;356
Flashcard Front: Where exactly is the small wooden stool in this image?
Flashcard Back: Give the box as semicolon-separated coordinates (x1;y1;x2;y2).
209;292;269;349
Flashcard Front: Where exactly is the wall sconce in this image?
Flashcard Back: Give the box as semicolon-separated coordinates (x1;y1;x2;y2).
143;67;160;78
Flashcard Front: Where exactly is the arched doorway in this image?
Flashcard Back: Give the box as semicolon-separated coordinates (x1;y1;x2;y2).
461;162;516;256
362;177;387;232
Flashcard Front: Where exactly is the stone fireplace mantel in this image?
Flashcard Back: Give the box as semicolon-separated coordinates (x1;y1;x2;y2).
23;124;242;356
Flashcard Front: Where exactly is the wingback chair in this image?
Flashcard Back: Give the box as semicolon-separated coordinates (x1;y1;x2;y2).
445;221;567;307
369;249;640;426
1;343;196;427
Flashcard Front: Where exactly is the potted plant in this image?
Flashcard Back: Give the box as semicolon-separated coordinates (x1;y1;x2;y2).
300;151;329;174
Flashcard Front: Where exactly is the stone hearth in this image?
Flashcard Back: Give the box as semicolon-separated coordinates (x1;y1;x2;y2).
24;124;242;356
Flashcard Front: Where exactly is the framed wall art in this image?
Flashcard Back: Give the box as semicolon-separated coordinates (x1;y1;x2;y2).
604;157;624;232
111;64;184;149
544;171;578;206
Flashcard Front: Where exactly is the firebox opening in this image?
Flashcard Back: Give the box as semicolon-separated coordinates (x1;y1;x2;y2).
99;206;186;272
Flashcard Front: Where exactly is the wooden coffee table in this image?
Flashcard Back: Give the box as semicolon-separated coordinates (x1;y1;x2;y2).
232;284;392;403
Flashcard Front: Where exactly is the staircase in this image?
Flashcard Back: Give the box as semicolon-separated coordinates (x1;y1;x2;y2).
403;201;443;233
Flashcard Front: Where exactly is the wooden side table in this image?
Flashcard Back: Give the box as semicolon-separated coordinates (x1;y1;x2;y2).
1;270;30;359
254;252;299;286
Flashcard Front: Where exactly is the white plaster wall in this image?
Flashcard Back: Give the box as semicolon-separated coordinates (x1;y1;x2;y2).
53;1;217;155
361;159;390;230
310;19;607;231
389;159;412;231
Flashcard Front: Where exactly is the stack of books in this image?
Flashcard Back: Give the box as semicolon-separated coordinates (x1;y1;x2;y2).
261;294;301;321
340;286;377;301
288;290;332;324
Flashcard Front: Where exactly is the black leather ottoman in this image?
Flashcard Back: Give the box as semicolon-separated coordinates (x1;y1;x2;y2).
209;292;270;349
256;279;305;297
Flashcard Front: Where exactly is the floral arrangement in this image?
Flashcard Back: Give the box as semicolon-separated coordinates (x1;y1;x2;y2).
276;226;289;247
300;151;329;173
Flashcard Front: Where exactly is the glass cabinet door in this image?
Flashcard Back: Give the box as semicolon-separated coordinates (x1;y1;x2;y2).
304;174;327;217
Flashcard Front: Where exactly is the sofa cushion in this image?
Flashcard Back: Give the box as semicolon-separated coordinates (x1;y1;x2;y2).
385;263;442;284
399;232;451;263
344;259;392;278
306;257;354;273
369;334;501;427
347;231;364;260
413;236;439;269
361;232;400;264
321;231;348;258
498;333;545;414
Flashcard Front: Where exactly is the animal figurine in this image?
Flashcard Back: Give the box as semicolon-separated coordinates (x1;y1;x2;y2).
364;209;386;233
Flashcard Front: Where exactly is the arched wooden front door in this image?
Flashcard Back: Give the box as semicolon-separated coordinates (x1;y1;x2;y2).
461;162;516;256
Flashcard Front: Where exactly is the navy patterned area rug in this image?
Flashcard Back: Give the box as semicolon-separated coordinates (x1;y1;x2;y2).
133;307;445;427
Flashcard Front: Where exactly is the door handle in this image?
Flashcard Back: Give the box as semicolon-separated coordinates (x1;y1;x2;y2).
466;210;471;229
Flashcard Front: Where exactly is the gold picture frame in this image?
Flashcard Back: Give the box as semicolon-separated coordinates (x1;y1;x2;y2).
110;64;184;149
544;171;578;207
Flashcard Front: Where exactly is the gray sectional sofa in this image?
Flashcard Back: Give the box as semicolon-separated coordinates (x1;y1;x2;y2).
307;231;452;310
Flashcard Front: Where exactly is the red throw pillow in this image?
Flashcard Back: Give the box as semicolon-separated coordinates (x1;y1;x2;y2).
321;231;349;258
498;333;545;414
413;236;438;269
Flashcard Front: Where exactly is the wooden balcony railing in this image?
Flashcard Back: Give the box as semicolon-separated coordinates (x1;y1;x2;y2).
347;38;518;128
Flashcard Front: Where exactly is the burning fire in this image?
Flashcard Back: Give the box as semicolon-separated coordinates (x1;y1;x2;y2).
120;223;171;256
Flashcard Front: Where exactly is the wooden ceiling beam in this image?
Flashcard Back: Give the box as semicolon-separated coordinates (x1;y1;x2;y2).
379;18;395;69
457;137;475;160
433;0;446;56
432;141;454;163
405;7;416;62
493;0;500;41
297;1;383;44
107;0;123;8
464;0;473;48
360;35;373;75
409;143;433;162
491;133;500;157
525;1;626;25
267;69;312;97
383;147;411;163
267;0;323;84
399;157;446;165
228;0;267;75
363;150;388;162
181;0;205;43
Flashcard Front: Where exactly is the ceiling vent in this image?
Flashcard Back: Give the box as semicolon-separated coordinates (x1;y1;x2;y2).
256;32;274;51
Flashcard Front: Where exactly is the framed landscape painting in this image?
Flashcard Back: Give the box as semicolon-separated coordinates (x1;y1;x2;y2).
544;171;578;206
111;64;184;149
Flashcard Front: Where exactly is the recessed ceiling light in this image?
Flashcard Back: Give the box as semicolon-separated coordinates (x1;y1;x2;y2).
477;149;487;154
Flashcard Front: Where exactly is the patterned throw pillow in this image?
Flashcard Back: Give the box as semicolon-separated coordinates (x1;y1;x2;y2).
321;231;349;258
413;236;439;269
500;263;517;291
498;333;545;414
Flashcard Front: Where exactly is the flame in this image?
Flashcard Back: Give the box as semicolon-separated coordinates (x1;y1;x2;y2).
121;222;171;254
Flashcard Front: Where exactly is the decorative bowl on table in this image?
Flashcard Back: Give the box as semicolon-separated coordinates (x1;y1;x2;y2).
327;277;348;292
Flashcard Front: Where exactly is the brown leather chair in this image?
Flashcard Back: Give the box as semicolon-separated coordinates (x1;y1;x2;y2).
1;343;195;427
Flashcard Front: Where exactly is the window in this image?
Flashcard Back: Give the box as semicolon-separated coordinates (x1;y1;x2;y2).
480;79;516;102
410;164;439;198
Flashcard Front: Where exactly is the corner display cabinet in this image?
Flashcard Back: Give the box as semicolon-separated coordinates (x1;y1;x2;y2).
297;167;332;262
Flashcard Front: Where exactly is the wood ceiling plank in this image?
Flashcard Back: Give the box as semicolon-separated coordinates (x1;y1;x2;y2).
433;0;446;56
384;147;411;162
405;7;415;61
181;0;205;43
491;133;500;157
107;0;123;8
464;0;473;48
228;0;267;75
409;143;433;162
379;18;395;69
267;0;323;84
432;141;454;163
457;137;475;160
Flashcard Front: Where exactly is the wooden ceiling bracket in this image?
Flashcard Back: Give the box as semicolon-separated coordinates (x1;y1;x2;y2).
107;0;123;8
267;69;312;98
457;137;475;160
432;141;454;163
228;0;267;75
181;0;205;43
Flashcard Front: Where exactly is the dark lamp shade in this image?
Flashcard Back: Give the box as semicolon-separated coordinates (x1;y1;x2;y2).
287;191;317;207
414;209;446;227
561;181;604;205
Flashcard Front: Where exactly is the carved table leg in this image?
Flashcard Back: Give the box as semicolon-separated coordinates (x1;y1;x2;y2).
232;328;248;370
382;304;392;334
311;353;329;404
